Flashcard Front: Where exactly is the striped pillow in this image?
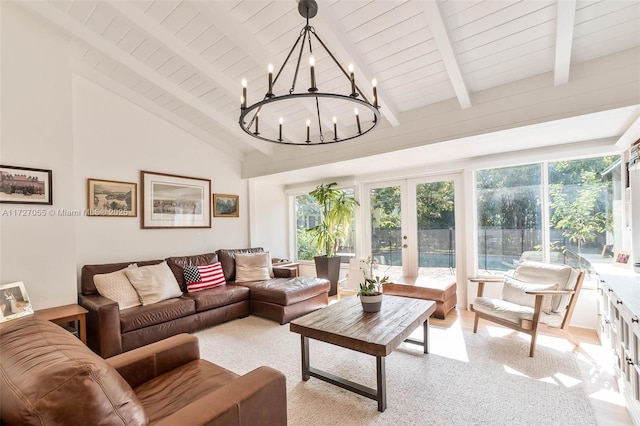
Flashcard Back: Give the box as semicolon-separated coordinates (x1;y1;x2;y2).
184;262;226;292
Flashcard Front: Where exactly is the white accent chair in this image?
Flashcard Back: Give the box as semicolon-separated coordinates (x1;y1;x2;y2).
470;261;585;357
338;259;368;299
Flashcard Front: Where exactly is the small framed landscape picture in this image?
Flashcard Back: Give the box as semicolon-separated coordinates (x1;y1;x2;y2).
213;194;239;217
87;179;137;217
0;282;34;323
0;165;52;205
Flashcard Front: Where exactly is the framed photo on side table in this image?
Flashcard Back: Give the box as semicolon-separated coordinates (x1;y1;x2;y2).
87;178;137;217
0;165;52;205
213;194;239;217
613;250;632;268
141;171;211;228
0;282;34;323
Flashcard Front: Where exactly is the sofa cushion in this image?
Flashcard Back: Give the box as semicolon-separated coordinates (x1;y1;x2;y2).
184;262;226;292
166;252;218;291
0;317;148;425
501;275;558;314
135;359;239;424
182;284;250;312
81;259;164;295
120;297;196;333
216;247;265;281
93;264;141;310
235;252;274;283
235;277;331;305
126;261;183;306
512;261;578;312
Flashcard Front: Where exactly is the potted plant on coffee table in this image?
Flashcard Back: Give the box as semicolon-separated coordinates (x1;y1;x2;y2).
307;182;359;296
358;275;389;312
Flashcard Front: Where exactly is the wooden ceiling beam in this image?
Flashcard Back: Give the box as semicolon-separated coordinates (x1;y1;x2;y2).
420;1;472;110
554;0;577;86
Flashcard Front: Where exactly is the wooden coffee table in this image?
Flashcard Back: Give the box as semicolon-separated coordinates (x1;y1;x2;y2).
289;295;436;412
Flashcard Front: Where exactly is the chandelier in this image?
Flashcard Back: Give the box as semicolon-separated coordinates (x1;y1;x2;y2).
238;0;381;146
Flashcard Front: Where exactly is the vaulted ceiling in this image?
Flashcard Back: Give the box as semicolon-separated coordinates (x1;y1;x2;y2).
18;1;640;173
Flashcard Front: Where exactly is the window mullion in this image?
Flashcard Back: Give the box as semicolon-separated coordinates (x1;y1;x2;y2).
541;162;551;263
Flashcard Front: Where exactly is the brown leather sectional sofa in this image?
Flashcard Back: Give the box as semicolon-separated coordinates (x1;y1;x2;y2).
79;248;330;358
0;317;287;425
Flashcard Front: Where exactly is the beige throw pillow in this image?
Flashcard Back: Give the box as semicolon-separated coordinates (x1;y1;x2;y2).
502;275;558;314
235;252;273;283
93;264;141;310
125;261;183;306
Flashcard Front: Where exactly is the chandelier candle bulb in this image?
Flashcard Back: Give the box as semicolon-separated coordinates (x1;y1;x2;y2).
254;112;259;135
306;119;311;143
241;79;247;109
267;64;274;96
372;79;378;109
333;116;337;140
279;117;283;141
355;108;361;134
348;64;356;96
309;56;317;91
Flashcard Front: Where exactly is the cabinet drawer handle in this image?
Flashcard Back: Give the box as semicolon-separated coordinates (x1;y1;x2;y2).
606;320;611;325
608;288;614;292
633;318;639;323
617;300;623;305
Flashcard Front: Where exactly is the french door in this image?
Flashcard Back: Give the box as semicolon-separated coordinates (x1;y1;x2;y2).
364;174;461;280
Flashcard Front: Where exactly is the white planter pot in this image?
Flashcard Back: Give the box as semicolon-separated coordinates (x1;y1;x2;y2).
360;294;383;312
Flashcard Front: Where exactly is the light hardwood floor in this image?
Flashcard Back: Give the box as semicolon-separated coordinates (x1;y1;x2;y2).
331;295;632;425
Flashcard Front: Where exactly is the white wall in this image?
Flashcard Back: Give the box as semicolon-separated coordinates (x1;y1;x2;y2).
248;180;289;259
0;3;250;309
0;3;77;309
72;75;249;271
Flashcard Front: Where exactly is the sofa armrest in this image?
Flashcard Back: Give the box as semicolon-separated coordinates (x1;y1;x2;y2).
78;293;122;358
107;334;200;388
273;266;297;278
153;366;287;426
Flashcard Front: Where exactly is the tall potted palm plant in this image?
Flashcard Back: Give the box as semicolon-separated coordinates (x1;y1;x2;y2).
307;182;359;296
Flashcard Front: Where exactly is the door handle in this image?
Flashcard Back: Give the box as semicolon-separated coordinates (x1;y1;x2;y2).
403;244;408;248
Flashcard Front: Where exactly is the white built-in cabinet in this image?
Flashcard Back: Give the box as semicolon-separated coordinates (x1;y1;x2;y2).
597;270;640;425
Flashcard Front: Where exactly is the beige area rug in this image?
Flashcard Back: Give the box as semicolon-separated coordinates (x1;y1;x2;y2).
194;314;597;426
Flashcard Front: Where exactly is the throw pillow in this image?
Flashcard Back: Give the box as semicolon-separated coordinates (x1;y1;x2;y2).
125;261;183;306
184;262;226;292
93;264;141;310
235;252;273;283
502;275;558;314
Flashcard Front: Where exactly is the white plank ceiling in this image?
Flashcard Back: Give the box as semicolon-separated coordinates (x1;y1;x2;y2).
18;0;640;160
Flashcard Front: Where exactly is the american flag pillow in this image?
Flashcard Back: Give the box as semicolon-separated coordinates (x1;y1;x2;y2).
184;262;226;292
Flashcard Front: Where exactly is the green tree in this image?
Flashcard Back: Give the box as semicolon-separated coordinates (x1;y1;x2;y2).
549;169;607;256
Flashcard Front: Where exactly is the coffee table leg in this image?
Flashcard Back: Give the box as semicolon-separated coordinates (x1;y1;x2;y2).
301;335;310;381
423;318;430;354
376;356;387;412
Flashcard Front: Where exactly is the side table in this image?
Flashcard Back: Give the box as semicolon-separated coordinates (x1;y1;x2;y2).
0;304;88;343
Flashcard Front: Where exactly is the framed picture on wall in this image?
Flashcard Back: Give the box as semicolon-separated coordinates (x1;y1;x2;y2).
0;282;34;323
213;194;239;217
87;178;137;217
141;170;211;229
0;165;52;205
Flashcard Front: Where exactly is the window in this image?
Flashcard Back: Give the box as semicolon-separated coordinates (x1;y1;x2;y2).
476;164;543;272
475;156;621;274
294;189;357;262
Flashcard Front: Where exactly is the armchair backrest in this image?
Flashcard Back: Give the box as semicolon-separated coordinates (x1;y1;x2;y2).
346;258;368;291
511;261;580;313
1;317;147;425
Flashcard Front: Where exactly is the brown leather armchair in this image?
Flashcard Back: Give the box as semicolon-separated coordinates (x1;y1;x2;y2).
0;317;287;425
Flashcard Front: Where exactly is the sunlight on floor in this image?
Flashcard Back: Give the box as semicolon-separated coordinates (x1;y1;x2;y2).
590;388;627;407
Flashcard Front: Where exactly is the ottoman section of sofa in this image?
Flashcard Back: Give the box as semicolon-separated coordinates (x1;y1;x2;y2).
234;277;330;324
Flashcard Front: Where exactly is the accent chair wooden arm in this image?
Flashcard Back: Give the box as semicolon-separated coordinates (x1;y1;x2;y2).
469;277;504;298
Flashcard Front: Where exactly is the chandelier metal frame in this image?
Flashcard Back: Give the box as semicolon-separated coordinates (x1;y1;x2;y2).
238;0;381;146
